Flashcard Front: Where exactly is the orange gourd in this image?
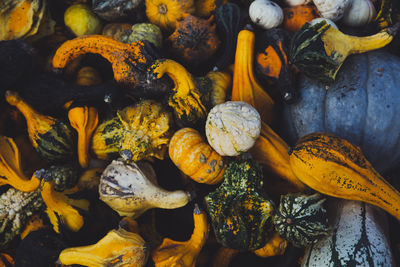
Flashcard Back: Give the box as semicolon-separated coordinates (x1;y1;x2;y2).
169;128;225;184
282;5;319;33
232;29;274;124
253;232;288;258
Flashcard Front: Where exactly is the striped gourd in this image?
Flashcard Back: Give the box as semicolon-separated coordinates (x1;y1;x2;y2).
5;91;74;163
302;200;394;267
273;193;329;247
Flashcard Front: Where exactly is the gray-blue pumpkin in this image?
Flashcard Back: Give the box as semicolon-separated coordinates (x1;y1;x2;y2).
283;50;400;172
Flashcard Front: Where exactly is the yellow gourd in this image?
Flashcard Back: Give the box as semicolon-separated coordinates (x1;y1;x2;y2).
289;132;400;221
253;232;288;258
152;205;209;267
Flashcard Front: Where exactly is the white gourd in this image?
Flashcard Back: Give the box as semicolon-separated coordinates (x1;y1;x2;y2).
206;101;261;156
99;159;191;218
312;0;351;21
342;0;376;27
302;200;394;267
249;0;283;30
283;0;312;6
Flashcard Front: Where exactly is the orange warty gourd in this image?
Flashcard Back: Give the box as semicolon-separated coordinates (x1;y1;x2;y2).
289;132;400;221
169;128;225;184
232;29;274;124
282;5;319;33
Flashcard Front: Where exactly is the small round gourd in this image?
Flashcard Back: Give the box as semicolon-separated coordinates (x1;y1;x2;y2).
64;4;103;36
341;0;376;27
283;0;312;6
312;0;351;21
249;0;283;30
273;193;329;248
124;23;163;48
206;101;261;156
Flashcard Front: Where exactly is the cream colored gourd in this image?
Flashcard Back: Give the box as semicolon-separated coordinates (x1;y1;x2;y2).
206;101;261;156
249;0;283;30
312;0;351;21
341;0;376;27
99;159;191;218
283;0;312;6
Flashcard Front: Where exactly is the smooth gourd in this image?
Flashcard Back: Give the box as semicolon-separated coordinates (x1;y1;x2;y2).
341;0;376;27
249;0;283;30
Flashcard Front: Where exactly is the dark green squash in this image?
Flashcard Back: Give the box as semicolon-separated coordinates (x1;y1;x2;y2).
214;3;243;70
204;157;275;251
273;193;329;248
283;50;400;173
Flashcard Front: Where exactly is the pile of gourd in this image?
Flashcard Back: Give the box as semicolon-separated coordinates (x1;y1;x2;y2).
1;0;400;266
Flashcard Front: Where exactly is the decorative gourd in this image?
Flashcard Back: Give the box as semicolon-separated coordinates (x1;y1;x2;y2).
289;20;399;83
283;0;312;6
232;29;274;124
68;106;99;168
0;253;14;266
20;214;46;240
5;91;74;163
204;157;275;250
0;136;41;192
249;0;283;30
152;205;209;267
93;0;144;21
59;227;148;266
288;133;400;221
38;170;90;233
197;70;231;109
302;200;394;266
92;100;173;162
44;164;80;192
99;159;191;218
282;5;319;33
167;15;220;66
147;59;207;128
75;66;102;86
214;3;243;70
125;23;163;48
52;35;158;90
64;4;103;36
0;0;45;41
255;28;297;103
206;101;261;156
0;187;44;249
195;0;228;17
102;23;133;42
283;51;400;172
169;128;225;184
312;0;351;21
341;0;376;27
145;0;195;32
273;193;329;247
253;232;288;257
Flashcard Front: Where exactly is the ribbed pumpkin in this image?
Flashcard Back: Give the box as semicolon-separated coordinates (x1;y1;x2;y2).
206;101;261;156
169;128;225;184
273;193;329;248
283;51;400;172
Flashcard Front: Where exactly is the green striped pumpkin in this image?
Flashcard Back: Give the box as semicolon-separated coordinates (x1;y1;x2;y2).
273;193;329;248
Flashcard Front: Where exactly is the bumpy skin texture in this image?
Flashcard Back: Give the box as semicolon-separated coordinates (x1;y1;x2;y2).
204;158;275;251
283;51;400;173
302;200;394;267
273;193;329;248
0;188;44;249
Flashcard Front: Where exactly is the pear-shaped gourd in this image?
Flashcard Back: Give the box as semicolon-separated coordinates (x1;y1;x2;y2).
59;227;148;267
99;159;191;218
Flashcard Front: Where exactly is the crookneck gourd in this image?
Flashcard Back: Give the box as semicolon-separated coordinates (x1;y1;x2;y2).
52;35;159;90
99;159;191;218
5;91;75;163
169;128;225;184
59;227;149;267
273;193;329;247
255;28;297;103
167;14;220;66
68;106;99;168
232;29;274;124
0;136;42;192
206;101;261;156
289;133;400;221
289;20;400;83
152;204;209;267
91;99;173;162
204;157;275;250
147;59;207;128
